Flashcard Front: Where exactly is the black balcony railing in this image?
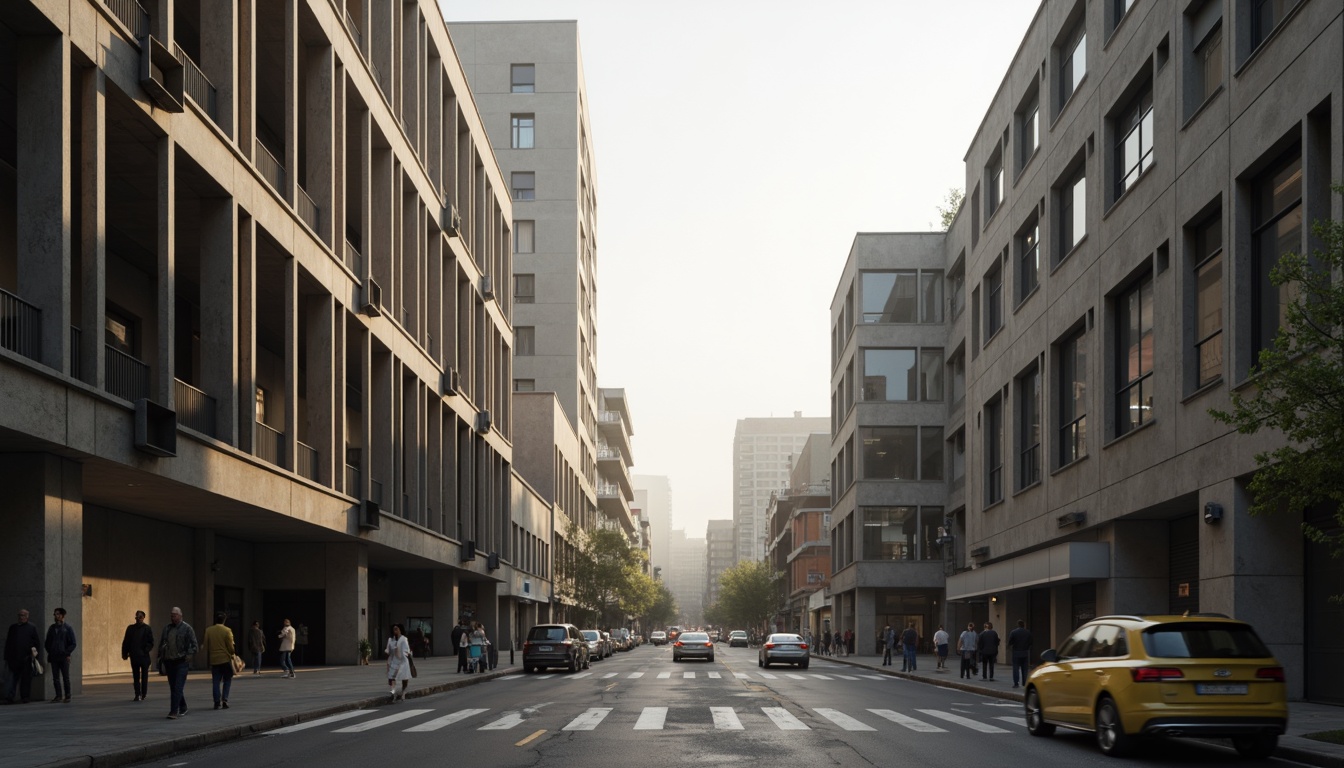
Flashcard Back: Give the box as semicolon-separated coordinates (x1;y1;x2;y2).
1;287;42;362
103;0;149;38
296;441;319;482
345;464;361;496
105;345;149;402
174;378;217;437
344;8;363;50
297;186;322;238
255;421;285;466
255;139;285;194
345;239;363;276
173;43;218;122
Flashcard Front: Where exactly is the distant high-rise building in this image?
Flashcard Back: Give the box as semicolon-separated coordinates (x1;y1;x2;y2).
635;475;673;578
668;529;706;626
704;519;736;615
733;413;829;562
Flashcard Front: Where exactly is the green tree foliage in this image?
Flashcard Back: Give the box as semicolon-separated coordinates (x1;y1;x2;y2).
936;187;964;231
1210;186;1344;557
715;560;781;633
559;525;649;627
643;581;678;630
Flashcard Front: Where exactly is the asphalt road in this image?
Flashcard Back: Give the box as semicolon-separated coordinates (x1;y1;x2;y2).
132;644;1303;768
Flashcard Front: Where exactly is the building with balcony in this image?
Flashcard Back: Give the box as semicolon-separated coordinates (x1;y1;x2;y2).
829;0;1342;701
733;412;829;563
764;433;831;636
0;0;553;689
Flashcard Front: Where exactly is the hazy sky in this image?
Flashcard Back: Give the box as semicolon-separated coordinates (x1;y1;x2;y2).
440;0;1041;537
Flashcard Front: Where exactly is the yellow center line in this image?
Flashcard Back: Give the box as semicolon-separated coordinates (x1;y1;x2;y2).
515;729;547;747
604;682;619;691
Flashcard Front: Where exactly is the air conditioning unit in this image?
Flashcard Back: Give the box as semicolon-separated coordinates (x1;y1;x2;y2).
442;202;461;237
138;35;184;113
442;367;460;396
134;399;178;457
360;278;383;316
487;552;500;571
461;540;477;561
480;275;495;301
475;410;492;434
359;499;381;530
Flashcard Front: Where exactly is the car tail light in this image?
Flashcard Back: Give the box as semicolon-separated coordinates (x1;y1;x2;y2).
674;641;683;647
704;642;713;647
764;643;776;649
799;643;809;650
523;642;532;651
1131;667;1184;682
1256;667;1285;682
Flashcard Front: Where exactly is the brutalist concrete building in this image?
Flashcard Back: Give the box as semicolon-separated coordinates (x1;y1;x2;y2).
0;0;554;690
830;0;1341;701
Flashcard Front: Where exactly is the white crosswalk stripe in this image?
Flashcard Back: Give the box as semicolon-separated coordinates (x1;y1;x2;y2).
572;672;593;679
917;709;1010;733
403;708;489;732
634;706;667;730
708;672;722;679
815;708;876;731
711;706;743;730
810;674;832;679
480;712;526;730
785;674;807;680
332;709;434;733
868;709;947;732
833;674;859;680
265;710;371;734
733;672;750;678
627;672;644;678
758;671;778;679
762;707;810;730
657;671;671;679
683;671;695;679
602;672;618;678
563;707;612;730
995;716;1024;726
859;675;889;680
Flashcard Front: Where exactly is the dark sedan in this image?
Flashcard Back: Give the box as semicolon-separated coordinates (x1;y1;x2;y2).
522;623;590;673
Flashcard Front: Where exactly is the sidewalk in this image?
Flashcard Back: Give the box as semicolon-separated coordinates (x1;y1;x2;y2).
823;652;1344;767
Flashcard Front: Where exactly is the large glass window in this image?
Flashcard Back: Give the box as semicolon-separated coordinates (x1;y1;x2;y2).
921;426;944;481
862;348;943;402
921;270;944;323
1193;8;1222;107
986;152;1004;216
1059;166;1087;256
1115;86;1154;198
1251;146;1302;357
862;427;918;480
1018;219;1040;303
511;172;535;201
1018;365;1041;489
1060;21;1087;109
861;506;944;561
985;399;1003;505
511;64;535;93
985;262;1004;339
1192;212;1223;386
514;220;534;253
920;349;944;401
1019;90;1039;168
511;114;535;149
862;270;942;324
1116;272;1155;435
1059;327;1088;465
1252;0;1301;52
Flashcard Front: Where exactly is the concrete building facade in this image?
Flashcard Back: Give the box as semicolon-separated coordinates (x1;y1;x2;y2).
830;0;1342;701
667;528;706;627
733;413;828;563
764;433;832;636
634;474;673;578
703;518;735;616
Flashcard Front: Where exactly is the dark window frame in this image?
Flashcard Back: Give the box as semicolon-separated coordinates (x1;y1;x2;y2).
1115;271;1155;436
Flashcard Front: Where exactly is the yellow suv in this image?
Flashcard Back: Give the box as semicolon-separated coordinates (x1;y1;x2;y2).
1024;614;1286;758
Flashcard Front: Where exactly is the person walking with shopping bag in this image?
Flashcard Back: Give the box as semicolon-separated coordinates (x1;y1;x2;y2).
468;621;490;673
385;624;412;701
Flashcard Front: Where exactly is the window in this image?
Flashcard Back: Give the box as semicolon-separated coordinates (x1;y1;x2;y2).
861;426;942;481
515;326;536;356
860;506;944;561
511;114;535;149
985;260;1004;340
1251;0;1300;52
104;305;139;356
921;426;944;481
861;270;942;324
511;172;535;201
920;349;944;401
949;348;966;404
1113;0;1136;27
949;261;966;319
511;64;535;93
1058;165;1086;257
862;349;916;401
514;379;535;392
1059;326;1087;465
514;220;534;253
986;151;1004;217
514;274;535;304
951;429;966;489
1017;365;1041;489
1017;218;1040;303
1189;2;1223;110
1114;84;1154;199
1116;272;1154;436
985;399;1003;505
1251;145;1302;357
1060;20;1087;110
1191;211;1223;387
1018;89;1040;170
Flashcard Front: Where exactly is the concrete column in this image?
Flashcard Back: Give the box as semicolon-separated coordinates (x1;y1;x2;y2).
282;0;298;205
283;255;298;470
149;0;172;41
78;65;105;387
854;588;876;656
16;34;71;370
306;42;334;246
432;569;459;648
200;198;238;444
359;110;371;278
237;0;254;155
476;581;499;656
192;529;215;670
238;215;256;452
1109;521;1167;612
200;0;237;138
155;136;175;405
305;294;335;484
325;543;368;665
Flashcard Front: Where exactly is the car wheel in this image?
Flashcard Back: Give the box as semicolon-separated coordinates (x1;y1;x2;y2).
1094;696;1132;757
583;655;591;670
709;654;715;663
1232;734;1278;759
800;661;809;670
568;654;578;673
1025;687;1055;737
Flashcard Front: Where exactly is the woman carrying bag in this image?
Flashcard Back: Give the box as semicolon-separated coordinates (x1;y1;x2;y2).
385;624;413;701
468;621;489;673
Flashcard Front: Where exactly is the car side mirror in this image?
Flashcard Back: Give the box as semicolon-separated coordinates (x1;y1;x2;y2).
1039;649;1058;663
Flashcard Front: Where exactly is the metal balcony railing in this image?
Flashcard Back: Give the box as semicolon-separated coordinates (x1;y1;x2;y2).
254;139;285;194
344;8;363;50
174;378;217;437
297;186;322;238
0;288;41;362
595;482;620;497
370;478;384;505
596;446;622;461
344;239;363;276
296;441;319;482
172;43;217;121
103;0;149;38
255;421;285;466
345;464;361;497
105;345;149;402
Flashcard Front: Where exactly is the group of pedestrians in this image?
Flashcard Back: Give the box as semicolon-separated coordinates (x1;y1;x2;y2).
956;619;1033;686
2;607;75;705
449;619;493;675
880;623;953;671
817;629;854;656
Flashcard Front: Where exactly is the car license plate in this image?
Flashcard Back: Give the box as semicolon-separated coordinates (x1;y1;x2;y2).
1196;683;1248;695
539;645;553;652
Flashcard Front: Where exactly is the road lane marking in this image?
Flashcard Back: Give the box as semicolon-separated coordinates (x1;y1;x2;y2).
572;672;593;679
995;716;1024;726
868;709;947;732
404;708;490;732
657;671;671;679
859;675;888;680
634;707;668;730
497;675;523;681
265;711;371;734
711;707;743;730
481;713;526;730
762;707;810;730
535;674;558;679
683;672;695;679
333;709;434;733
602;672;618;678
814;708;875;731
785;674;806;680
758;672;778;679
833;675;859;680
708;672;722;679
917;709;1010;733
627;672;644;678
515;729;547;746
733;672;750;679
810;674;832;679
563;707;612;731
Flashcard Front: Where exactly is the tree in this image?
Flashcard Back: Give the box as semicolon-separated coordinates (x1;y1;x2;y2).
559;525;648;627
1210;186;1344;559
715;560;781;633
643;581;678;630
935;187;964;231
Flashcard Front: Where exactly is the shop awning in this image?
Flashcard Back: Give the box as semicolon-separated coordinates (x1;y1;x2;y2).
945;541;1110;600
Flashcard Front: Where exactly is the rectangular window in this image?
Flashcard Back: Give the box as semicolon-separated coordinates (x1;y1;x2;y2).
1017;219;1040;303
862;349;917;401
1192;212;1223;386
1252;0;1300;51
985;261;1004;339
511;64;535;93
1251;145;1302;357
861;270;943;324
1018;365;1041;489
920;349;944;401
514;379;535;392
1116;272;1155;436
514;220;535;253
1060;21;1087;109
920;270;944;323
511;114;535;149
949;262;966;319
861;506;917;561
1059;166;1086;257
511;172;535;201
950;349;966;404
986;152;1004;216
1194;20;1222;106
862;427;919;481
1018;90;1040;169
1059;327;1087;465
985;399;1003;505
951;429;966;489
516;326;536;356
921;426;944;481
514;274;535;304
1115;85;1154;198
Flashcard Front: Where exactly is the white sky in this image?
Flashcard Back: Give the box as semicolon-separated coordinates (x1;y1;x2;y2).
440;0;1042;537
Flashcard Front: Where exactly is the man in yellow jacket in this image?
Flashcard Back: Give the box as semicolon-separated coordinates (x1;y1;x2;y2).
202;613;236;710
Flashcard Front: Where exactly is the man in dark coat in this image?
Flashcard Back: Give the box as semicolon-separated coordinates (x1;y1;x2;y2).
1007;619;1033;688
45;607;77;702
122;610;155;701
450;619;469;673
977;621;1001;680
3;609;42;703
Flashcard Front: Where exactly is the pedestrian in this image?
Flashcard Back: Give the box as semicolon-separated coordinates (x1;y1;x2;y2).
385;623;412;701
121;610;154;701
277;618;296;678
3;608;41;704
44;607;76;703
978;621;1000;680
957;622;978;680
469;621;490;673
933;625;950;670
203;612;236;710
821;629;832;657
1007;619;1033;688
845;629;855;656
246;620;265;675
881;625;896;666
900;622;919;672
451;619;469;673
159;606;198;719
